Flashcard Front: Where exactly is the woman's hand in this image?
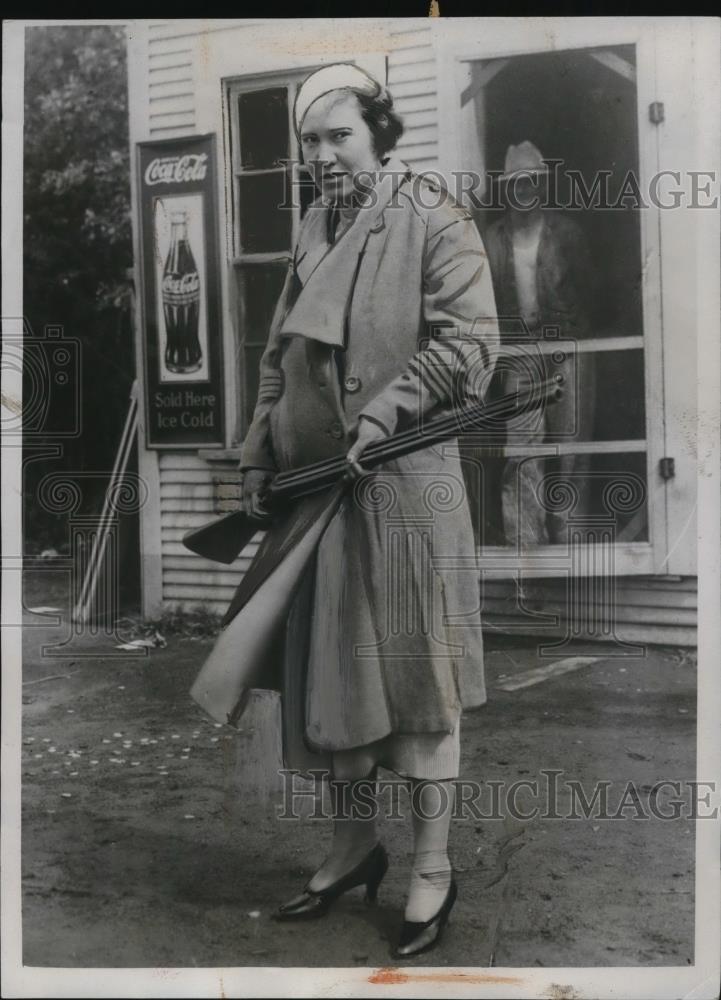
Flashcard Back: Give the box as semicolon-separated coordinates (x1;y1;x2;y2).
241;468;275;521
345;417;389;479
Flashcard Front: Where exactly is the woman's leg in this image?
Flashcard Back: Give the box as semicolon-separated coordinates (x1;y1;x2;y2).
405;778;455;922
306;745;379;891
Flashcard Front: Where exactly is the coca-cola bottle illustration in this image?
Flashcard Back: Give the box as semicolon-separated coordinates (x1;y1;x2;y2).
162;210;202;374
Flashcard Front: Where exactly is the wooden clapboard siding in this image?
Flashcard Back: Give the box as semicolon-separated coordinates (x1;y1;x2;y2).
161;498;217;512
481;575;698;596
389;78;438;100
148;19;262;41
481;602;697;627
401;108;439;129
163;568;248;587
481;619;696;648
388;59;436;85
388;23;439;172
397;124;438;147
144;37;196;56
160;488;216;504
480;606;697;628
388;26;436;51
161;511;227;529
147;21;195;136
163;583;237;602
148;51;194;71
159;451;217;472
148;79;194;99
162;553;251;571
394;92;439;114
482;581;698;610
159;469;220;484
391;44;436;68
479;576;698;645
157;451;249;607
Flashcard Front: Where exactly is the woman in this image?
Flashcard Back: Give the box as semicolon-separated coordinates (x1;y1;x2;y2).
238;63;499;957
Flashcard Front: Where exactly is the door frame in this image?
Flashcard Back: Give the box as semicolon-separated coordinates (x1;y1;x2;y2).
435;21;666;578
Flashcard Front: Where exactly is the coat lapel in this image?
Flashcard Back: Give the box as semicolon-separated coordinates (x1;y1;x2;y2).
280;158;411;347
294;238;330;288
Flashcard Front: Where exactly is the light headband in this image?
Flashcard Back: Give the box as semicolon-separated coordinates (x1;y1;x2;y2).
293;63;381;136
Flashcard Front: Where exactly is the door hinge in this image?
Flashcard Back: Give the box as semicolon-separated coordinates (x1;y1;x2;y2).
659;457;675;480
649;101;665;125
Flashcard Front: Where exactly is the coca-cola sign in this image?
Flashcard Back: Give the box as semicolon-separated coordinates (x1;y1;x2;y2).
138;134;224;447
144;153;208;187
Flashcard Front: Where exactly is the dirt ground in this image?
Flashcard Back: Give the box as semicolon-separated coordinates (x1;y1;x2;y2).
19;568;696;970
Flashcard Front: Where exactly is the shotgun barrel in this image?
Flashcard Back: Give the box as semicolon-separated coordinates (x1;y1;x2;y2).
182;375;562;564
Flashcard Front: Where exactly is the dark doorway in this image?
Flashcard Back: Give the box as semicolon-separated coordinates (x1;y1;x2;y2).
462;45;649;549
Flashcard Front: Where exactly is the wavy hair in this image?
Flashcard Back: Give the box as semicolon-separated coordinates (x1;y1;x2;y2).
352;87;405;158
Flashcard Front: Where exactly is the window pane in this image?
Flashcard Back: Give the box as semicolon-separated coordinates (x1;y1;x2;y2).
546;451;648;543
476;44;643;340
466;450;648;547
490;344;645;447
513;346;645;444
588;349;645;441
235;263;288;345
236;263;289;426
238;88;289;170
459;447;505;548
238;173;292;253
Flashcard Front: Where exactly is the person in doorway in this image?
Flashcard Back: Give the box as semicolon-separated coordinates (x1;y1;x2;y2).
484;141;597;558
236;64;499;957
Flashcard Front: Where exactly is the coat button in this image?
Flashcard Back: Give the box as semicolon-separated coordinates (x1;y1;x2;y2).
344;375;362;394
328;421;344;440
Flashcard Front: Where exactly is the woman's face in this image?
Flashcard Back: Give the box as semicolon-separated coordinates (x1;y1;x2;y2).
300;91;381;204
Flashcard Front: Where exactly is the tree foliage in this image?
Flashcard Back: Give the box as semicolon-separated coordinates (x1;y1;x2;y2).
23;26;135;550
24;25;132;309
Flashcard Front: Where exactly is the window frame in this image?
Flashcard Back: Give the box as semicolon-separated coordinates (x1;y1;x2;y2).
224;68;316;445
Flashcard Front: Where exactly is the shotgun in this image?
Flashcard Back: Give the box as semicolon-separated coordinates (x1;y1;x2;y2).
183;375;563;565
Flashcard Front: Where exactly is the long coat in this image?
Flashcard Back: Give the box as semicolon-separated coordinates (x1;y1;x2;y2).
235;156;500;755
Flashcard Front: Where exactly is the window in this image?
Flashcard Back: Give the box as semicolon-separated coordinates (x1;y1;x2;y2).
226;74;317;438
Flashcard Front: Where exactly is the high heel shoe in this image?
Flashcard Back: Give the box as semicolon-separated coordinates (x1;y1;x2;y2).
272;842;389;921
394;877;457;958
